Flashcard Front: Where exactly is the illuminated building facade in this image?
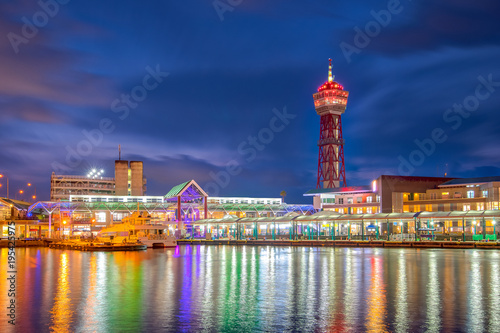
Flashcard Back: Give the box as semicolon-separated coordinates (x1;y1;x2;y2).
305;175;500;236
50;160;146;201
314;59;349;188
50;173;115;201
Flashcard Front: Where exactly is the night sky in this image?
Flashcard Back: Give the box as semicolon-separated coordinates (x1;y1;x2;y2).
1;0;500;203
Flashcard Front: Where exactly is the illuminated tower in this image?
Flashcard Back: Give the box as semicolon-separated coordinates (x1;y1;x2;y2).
313;59;349;188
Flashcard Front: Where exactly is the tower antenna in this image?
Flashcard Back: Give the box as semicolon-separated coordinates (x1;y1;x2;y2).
119;145;121;160
328;58;334;82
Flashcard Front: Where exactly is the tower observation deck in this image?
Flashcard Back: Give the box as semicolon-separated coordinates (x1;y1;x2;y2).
313;59;349;188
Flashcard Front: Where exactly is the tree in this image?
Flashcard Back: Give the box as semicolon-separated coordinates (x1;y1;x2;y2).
280;191;287;203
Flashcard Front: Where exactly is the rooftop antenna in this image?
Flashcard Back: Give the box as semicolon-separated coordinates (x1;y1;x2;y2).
328;58;334;82
118;145;121;160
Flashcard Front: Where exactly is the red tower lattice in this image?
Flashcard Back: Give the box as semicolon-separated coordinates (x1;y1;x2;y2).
313;59;349;188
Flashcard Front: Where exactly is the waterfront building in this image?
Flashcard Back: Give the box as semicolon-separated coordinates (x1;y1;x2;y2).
305;175;452;213
28;179;314;238
305;175;500;214
50;173;115;201
303;175;500;236
0;197;38;238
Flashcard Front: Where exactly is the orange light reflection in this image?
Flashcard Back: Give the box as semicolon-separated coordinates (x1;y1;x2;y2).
50;252;73;332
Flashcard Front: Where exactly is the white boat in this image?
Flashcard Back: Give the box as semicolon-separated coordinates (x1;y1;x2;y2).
97;212;177;248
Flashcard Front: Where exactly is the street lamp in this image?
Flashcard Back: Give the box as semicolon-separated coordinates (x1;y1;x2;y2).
0;174;9;198
27;183;36;201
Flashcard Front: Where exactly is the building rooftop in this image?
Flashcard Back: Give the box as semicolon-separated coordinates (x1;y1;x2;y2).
439;176;500;187
304;185;372;196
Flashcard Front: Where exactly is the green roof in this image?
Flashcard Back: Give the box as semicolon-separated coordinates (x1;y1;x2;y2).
164;181;190;198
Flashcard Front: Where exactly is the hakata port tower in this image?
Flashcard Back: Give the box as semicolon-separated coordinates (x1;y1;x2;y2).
314;59;349;188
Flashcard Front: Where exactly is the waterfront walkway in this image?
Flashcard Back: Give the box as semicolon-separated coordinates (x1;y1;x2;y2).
178;239;500;249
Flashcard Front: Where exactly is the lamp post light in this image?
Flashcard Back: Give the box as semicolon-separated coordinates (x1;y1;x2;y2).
27;183;36;202
62;220;67;239
0;174;9;198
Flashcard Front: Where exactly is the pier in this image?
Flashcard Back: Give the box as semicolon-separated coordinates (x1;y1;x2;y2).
178;239;500;249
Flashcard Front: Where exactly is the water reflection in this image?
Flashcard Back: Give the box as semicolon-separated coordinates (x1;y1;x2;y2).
425;252;441;332
2;247;500;332
366;255;387;332
50;252;72;332
468;253;484;332
394;251;408;332
489;252;500;332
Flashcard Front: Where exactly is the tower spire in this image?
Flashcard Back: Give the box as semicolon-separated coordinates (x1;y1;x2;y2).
328;58;334;82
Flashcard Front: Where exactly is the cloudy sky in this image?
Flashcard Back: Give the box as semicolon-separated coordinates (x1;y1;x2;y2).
1;0;499;203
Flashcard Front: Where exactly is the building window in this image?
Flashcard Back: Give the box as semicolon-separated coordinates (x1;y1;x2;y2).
463;204;471;211
430;193;437;200
356;208;363;214
477;203;484;211
367;207;373;214
482;190;488;198
356;197;362;203
338;198;344;204
442;192;449;199
367;196;373;203
467;191;474;198
376;196;380;203
347;198;353;204
425;204;432;212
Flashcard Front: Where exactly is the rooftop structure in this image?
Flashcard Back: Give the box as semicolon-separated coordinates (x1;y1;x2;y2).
51;160;147;201
50;173;115;201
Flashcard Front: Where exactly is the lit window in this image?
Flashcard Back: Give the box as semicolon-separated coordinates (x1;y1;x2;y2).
463;204;471;211
482;190;488;198
467;191;474;199
367;196;373;203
